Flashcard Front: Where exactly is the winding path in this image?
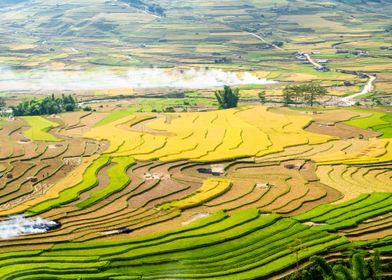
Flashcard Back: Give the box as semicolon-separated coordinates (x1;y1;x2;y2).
248;32;376;107
303;53;376;106
341;74;376;106
304;53;323;69
247;32;284;51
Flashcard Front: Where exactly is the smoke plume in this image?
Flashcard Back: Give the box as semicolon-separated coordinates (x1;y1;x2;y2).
0;215;59;239
0;66;275;92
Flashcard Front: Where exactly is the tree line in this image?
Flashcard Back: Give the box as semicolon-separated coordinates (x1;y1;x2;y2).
215;83;327;109
120;0;165;17
285;251;382;280
11;94;78;116
7;82;326;116
282;82;327;106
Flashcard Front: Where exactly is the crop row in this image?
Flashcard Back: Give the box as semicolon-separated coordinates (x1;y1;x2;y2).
84;107;334;163
316;164;391;203
295;192;392;231
0;210;349;279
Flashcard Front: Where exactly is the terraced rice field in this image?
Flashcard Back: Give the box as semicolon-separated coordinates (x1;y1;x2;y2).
21;116;60;142
0;106;391;279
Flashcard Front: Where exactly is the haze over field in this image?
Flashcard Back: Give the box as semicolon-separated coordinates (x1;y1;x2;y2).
0;67;274;91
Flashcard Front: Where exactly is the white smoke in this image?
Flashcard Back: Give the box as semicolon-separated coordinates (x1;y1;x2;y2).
0;215;58;239
0;66;276;92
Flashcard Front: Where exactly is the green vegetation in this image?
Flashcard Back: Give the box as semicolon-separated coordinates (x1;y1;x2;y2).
95;97;217;127
94;108;137;127
294;193;392;231
77;156;135;209
120;0;165;17
21;116;60;142
283;83;327;106
285;252;382;280
0;210;349;279
0;97;5;112
215;86;240;109
12;94;78;116
27;155;111;214
258;90;267;104
345;110;392;138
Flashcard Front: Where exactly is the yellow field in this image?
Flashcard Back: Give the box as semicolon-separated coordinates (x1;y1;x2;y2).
85;106;335;162
317;164;391;203
158;178;232;210
313;138;392;165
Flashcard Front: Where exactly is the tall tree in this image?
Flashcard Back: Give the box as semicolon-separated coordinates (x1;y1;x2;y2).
0;97;6;110
310;256;336;280
282;85;297;106
333;264;353;280
258;90;267;104
352;253;368;280
215;85;240;109
302;82;327;107
304;253;376;280
283;82;327;106
371;250;382;280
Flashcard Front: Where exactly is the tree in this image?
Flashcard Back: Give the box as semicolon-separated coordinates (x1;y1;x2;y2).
164;106;175;112
258;90;267;104
301;82;327;106
300;253;377;280
215;85;240;109
11;94;78;116
333;264;353;280
272;41;284;47
282;85;297;106
83;106;93;112
0;96;6;116
310;255;336;279
0;97;6;110
282;250;384;280
371;250;382;280
283;82;327;106
290;239;304;276
352;253;368;280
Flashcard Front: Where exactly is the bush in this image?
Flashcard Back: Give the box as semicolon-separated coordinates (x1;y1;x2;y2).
215;85;240;109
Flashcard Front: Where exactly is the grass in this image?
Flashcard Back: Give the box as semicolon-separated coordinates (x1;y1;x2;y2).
94;108;138;127
345;109;392;138
294;193;392;231
354;92;374;99
21;116;60;142
77;156;135;209
0;210;349;279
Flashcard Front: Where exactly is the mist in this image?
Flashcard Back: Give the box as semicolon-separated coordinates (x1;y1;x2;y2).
0;66;275;92
0;215;59;239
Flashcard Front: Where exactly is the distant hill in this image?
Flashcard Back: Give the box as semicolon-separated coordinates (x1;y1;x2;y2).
0;0;390;74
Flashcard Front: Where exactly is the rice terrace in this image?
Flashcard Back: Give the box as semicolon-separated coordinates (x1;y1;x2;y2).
0;0;391;279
